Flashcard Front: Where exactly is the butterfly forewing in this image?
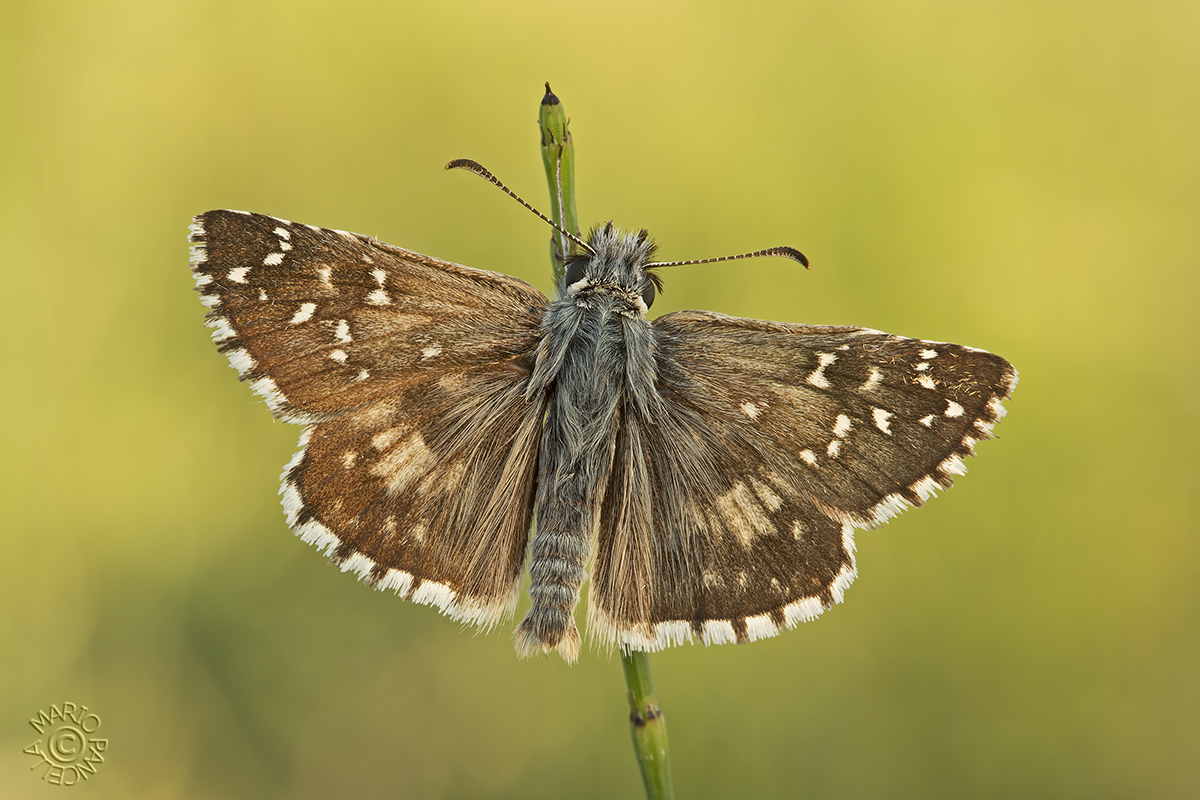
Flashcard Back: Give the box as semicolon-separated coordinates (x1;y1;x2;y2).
589;310;1017;651
190;209;550;628
189;210;548;422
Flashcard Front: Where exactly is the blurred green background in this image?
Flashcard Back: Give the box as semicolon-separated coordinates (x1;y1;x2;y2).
2;1;1196;797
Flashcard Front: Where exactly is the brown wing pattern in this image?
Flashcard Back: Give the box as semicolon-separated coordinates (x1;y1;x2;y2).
590;310;1017;651
189;210;548;422
190;210;549;627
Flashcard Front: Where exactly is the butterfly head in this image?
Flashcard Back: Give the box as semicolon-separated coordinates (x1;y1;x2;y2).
563;222;663;314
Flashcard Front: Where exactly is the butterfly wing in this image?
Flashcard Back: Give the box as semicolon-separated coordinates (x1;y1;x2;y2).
589;309;1017;651
190;210;549;628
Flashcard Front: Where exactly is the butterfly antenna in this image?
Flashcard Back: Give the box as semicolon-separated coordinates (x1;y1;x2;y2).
647;246;809;269
446;158;595;256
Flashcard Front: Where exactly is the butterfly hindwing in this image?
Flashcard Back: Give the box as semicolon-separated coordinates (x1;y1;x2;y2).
282;364;546;627
190;210;550;628
590;310;1017;651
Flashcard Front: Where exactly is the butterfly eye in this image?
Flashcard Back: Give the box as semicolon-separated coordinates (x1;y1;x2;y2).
565;258;588;288
640;279;656;309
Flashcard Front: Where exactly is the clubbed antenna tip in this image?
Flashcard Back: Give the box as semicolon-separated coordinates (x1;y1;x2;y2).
647;245;809;270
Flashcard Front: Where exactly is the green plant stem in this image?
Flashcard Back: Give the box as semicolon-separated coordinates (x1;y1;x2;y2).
622;650;676;800
537;83;675;800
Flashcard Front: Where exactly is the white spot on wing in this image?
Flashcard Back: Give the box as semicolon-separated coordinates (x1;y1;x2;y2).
740;401;761;420
367;289;390;305
294;517;340;557
919;414;935;427
749;478;782;511
378;569;413;596
830;525;858;603
279;446;306;514
716;482;776;544
329;349;348;363
290;302;317;324
784;597;826;625
372;427;405;451
335;319;352;343
870;493;908;525
227;348;256;375
701;620;737;645
911;476;940;502
227;266;250;283
318;266;332;286
800;449;818;466
833;414;852;438
827;439;841;457
939;454;968;476
263;252;284;266
274;226;291;240
371;268;387;285
420;345;441;360
860;368;883;392
806;352;836;389
917;374;937;389
410;580;455;609
872;408;893;435
339;552;376;581
744;614;779;642
370;432;437;494
945;400;965;417
921;349;938;359
210;317;235;343
249;376;286;410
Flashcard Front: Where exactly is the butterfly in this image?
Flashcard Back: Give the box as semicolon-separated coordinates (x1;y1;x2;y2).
189;160;1016;663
